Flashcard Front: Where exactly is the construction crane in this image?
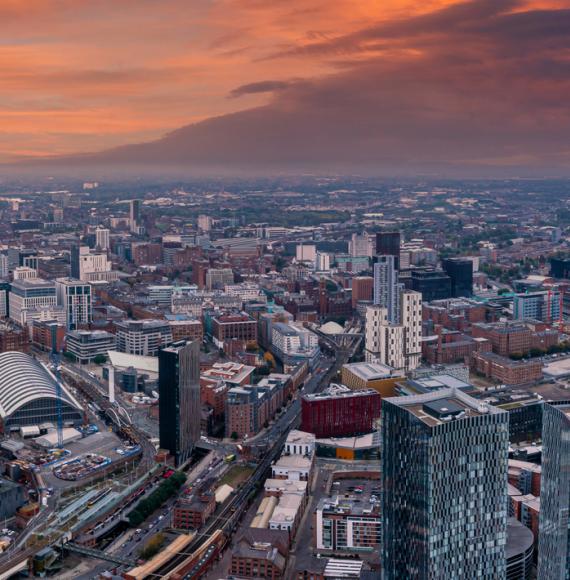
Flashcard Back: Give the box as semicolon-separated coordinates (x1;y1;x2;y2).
49;325;64;449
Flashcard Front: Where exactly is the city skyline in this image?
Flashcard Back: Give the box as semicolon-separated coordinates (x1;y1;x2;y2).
1;0;569;175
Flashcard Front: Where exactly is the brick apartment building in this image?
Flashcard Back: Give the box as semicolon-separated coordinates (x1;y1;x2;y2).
423;298;487;331
423;329;491;364
172;491;216;530
471;351;543;385
0;322;29;354
211;312;257;351
472;321;558;357
351;276;374;308
230;529;289;579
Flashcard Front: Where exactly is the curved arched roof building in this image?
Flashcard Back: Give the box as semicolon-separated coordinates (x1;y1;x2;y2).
0;352;83;432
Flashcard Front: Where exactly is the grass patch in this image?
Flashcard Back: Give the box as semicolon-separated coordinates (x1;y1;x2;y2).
218;465;254;488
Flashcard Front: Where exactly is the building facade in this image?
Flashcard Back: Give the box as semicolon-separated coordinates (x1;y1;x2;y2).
158;340;201;467
55;278;92;330
115;319;173;356
382;389;509;578
301;385;381;438
537;401;570;580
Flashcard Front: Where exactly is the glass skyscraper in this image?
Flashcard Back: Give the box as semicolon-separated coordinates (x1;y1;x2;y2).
158;340;201;467
537;401;570;580
382;388;509;578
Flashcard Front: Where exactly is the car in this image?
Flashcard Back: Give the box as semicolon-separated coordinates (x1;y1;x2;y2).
135;529;142;534
158;515;164;521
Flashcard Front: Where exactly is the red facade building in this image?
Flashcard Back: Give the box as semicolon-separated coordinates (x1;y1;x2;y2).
301;385;381;438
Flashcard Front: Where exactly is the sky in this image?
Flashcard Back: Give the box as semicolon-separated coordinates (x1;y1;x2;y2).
2;0;570;174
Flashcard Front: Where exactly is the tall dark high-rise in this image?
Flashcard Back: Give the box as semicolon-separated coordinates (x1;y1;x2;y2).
129;199;140;224
537;401;570;579
158;340;201;467
382;388;509;578
375;232;401;270
442;258;473;297
70;245;80;279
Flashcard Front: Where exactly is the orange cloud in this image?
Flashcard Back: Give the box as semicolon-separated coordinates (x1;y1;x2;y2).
1;0;568;163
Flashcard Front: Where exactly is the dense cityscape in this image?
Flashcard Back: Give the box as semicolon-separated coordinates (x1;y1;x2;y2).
0;177;566;578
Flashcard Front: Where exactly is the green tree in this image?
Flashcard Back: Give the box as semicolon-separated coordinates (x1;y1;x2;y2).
93;354;107;365
231;431;239;441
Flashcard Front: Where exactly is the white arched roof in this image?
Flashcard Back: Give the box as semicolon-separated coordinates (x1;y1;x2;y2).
0;352;82;419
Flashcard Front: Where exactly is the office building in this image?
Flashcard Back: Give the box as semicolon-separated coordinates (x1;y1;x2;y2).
373;255;401;323
550;256;570;279
382;389;509;578
296;244;317;264
129;199;141;232
71;246;118;282
341;362;404;397
158;340;201;467
513;290;561;323
211;312;257;351
410;269;452;302
65;329;116;364
205;268;234;290
301;384;381;438
9;279;57;325
537;401;570;579
0;254;8;279
442;258;473;297
95;228;110;251
55;278;92;330
349;232;373;258
375;231;401;269
115;319;172;356
271;322;319;369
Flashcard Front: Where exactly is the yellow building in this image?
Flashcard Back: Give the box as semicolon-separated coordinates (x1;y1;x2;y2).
341;362;405;398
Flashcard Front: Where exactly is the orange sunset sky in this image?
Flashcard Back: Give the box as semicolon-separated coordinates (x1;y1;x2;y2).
2;0;570;173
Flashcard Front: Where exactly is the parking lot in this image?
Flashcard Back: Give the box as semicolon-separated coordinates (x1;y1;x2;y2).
41;430;128;490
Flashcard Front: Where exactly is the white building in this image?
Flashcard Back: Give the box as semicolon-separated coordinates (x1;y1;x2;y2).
0;254;8;279
55;278;92;329
268;493;304;532
9;279;58;325
272;454;313;482
223;283;263;303
95;228;110;251
349;232;373;258
401;290;422;370
148;285;174;306
13;267;38;281
365;289;422;372
115;319;173;356
71;246;118;282
284;430;315;457
271;323;318;356
315;252;331;272
296;244;316;264
197;214;212;232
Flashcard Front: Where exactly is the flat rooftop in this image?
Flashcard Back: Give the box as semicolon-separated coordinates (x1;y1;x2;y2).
342;362;400;380
385;387;503;427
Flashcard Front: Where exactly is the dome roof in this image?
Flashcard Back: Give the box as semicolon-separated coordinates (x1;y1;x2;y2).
319;321;344;335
